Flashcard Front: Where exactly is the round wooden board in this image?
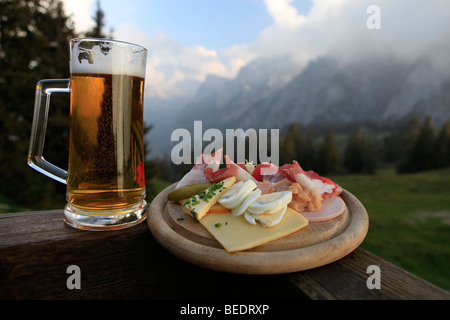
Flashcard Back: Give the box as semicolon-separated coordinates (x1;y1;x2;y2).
147;183;369;274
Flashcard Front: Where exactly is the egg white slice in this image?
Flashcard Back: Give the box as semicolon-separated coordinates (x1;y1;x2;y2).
244;212;256;225
219;180;256;209
254;205;288;228
247;191;292;215
218;181;242;207
231;188;262;216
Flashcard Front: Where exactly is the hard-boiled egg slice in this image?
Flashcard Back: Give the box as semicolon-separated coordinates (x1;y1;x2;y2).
231;188;262;216
244;212;256;225
218;181;243;207
218;179;257;209
247;191;292;215
253;205;287;228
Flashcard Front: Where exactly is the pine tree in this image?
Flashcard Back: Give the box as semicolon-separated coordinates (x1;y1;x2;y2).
344;127;365;174
382;130;403;164
317;126;340;174
364;132;378;174
85;0;106;38
280;123;300;165
298;125;317;170
0;0;76;207
397;116;421;173
401;116;435;172
433;121;450;169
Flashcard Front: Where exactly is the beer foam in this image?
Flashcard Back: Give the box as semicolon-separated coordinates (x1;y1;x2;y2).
70;39;147;78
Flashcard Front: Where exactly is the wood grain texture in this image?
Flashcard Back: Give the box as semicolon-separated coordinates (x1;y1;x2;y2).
0;209;300;299
147;183;369;274
1;208;449;299
288;247;450;300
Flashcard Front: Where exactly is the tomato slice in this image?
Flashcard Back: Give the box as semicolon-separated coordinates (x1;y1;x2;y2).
251;162;280;182
208;203;231;213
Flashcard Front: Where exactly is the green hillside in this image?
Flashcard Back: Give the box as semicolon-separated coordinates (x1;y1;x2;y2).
332;169;450;291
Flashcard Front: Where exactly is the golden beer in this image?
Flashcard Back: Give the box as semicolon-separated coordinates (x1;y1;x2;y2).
67;73;146;212
29;38;148;230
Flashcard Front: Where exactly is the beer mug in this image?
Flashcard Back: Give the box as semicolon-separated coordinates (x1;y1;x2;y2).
28;38;148;230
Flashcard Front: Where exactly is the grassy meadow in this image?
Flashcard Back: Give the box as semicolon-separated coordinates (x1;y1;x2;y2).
330;169;450;291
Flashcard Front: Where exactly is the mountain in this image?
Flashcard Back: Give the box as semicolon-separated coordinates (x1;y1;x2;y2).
176;55;301;130
382;58;450;125
145;54;450;158
144;95;192;158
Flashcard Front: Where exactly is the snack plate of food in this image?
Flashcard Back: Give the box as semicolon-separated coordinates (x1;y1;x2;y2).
147;150;369;274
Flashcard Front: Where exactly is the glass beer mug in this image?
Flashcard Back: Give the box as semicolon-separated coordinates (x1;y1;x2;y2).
28;38;148;230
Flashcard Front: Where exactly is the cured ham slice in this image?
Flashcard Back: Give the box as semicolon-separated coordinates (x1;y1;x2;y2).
204;155;258;183
252;161;343;214
279;161;342;198
279;161;322;197
176;149;222;188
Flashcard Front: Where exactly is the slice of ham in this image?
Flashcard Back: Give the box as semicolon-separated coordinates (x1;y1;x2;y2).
204;155;258;183
258;178;298;195
299;196;346;222
304;170;343;198
279;161;342;198
176;149;223;188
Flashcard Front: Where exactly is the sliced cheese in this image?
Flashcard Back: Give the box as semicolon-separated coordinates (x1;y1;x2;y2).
182;177;236;220
199;207;309;252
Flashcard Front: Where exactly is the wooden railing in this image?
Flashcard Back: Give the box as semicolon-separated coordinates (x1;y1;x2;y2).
1;208;449;301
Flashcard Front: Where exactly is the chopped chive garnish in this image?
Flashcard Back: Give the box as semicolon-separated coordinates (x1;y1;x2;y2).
181;181;227;220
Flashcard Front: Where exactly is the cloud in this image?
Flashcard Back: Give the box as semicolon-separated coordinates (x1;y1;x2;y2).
246;0;450;71
306;0;450;69
264;0;306;28
218;0;315;71
63;0;450;100
114;23;231;99
61;0;313;99
62;0;95;33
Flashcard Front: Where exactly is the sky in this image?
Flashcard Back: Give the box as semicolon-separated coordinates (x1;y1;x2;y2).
62;0;450;100
64;0;313;50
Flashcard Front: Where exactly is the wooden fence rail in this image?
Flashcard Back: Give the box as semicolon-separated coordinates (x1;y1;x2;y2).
1;208;449;300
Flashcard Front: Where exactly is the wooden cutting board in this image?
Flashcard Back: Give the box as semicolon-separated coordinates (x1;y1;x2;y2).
147;183;369;274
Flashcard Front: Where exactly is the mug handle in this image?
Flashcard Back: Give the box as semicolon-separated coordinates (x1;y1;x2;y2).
28;79;70;184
